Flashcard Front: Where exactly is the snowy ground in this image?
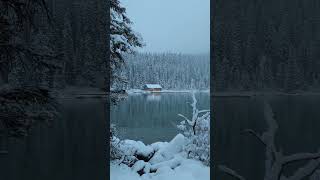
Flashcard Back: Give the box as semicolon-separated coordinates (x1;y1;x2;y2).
110;134;210;180
110;159;209;180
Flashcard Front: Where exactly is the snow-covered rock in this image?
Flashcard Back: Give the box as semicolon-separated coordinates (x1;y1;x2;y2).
150;142;168;152
154;166;174;175
132;160;147;172
150;155;183;171
149;134;186;164
120;140;154;158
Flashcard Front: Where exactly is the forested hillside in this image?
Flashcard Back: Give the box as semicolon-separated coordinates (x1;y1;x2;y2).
212;0;320;92
1;0;107;89
114;53;209;90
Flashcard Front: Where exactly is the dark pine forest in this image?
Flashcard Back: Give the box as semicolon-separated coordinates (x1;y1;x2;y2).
0;0;108;89
212;0;320;92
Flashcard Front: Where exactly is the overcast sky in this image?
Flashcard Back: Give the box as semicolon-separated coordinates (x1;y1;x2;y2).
121;0;210;54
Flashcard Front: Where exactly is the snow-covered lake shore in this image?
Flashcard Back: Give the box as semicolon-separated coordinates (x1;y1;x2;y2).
110;134;210;180
126;89;210;94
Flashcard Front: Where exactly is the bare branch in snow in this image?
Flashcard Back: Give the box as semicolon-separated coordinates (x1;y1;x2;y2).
177;114;192;125
198;110;210;114
288;159;320;180
218;165;247;180
177;92;210;165
220;100;320;180
242;129;267;147
283;152;320;165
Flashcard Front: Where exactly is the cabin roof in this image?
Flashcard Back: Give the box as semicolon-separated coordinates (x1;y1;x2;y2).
144;84;162;89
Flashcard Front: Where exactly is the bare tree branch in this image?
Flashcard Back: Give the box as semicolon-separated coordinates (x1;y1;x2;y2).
220;100;320;180
219;165;247;180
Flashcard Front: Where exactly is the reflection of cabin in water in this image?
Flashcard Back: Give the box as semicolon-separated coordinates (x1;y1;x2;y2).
143;84;162;92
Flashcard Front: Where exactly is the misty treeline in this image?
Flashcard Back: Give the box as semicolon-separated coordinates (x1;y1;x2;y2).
212;0;320;92
113;53;210;90
0;0;107;89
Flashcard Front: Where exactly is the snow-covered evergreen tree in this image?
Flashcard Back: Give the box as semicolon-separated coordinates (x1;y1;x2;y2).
110;0;143;86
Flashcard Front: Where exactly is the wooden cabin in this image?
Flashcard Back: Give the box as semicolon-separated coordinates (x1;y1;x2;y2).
143;84;162;92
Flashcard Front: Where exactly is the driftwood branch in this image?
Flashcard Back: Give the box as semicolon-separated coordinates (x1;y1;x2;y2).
219;100;320;180
242;129;267;147
283;152;320;165
218;165;247;180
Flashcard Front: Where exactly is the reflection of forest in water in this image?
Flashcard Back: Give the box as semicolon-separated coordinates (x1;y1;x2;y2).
214;95;320;180
111;92;210;144
0;96;106;180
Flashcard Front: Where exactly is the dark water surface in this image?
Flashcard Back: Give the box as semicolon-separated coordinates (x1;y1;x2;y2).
0;98;107;180
111;92;210;144
214;95;320;180
2;93;316;179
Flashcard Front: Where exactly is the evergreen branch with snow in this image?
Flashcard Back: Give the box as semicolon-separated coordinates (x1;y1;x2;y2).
110;0;144;86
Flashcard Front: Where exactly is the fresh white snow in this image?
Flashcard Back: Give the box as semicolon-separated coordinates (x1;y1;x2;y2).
110;134;210;180
110;158;210;180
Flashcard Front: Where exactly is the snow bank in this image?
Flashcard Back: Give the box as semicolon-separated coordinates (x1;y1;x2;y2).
149;134;186;164
110;157;210;180
111;163;142;180
110;134;209;180
121;139;154;157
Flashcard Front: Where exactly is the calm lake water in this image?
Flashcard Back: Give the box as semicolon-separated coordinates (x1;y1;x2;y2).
214;95;320;180
0;98;107;180
2;92;318;179
111;92;210;144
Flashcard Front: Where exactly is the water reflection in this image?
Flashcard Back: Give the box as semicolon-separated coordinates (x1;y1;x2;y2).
146;94;161;101
0;98;106;180
111;92;210;144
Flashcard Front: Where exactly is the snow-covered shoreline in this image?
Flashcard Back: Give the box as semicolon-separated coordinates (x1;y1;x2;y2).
126;89;210;94
110;134;210;180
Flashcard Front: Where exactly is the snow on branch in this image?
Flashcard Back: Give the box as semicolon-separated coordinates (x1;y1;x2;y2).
177;92;210;165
